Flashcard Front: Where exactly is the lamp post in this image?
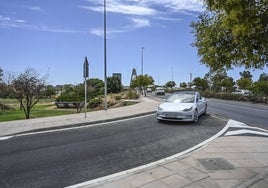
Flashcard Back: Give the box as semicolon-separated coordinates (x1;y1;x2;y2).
104;0;107;111
83;57;89;118
141;47;144;75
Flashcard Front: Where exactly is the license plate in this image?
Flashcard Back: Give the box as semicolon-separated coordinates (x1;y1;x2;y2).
166;114;176;118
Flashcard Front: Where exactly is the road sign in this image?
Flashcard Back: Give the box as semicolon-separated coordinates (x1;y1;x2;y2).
84;57;89;78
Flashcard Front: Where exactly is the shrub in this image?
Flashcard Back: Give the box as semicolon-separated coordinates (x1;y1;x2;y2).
201;90;267;104
89;97;103;108
126;89;139;99
115;95;121;101
0;103;12;110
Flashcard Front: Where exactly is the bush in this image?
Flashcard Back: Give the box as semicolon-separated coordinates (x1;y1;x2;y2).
126;89;139;99
0;103;12;110
89;97;103;108
115;95;121;101
201;90;268;104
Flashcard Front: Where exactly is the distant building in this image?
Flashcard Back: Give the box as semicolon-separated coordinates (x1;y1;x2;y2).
130;68;137;85
112;73;122;83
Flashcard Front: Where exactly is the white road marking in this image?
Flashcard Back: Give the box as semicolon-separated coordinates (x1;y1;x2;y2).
227;119;252;128
225;129;268;136
227;119;268;134
0;136;14;141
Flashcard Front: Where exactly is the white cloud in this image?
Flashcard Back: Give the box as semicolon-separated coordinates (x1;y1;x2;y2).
131;18;150;28
0;15;27;28
106;2;156;16
80;1;157;16
83;0;204;15
89;18;150;38
29;6;44;12
90;28;127;38
0;15;81;33
90;28;103;37
142;0;204;12
84;0;203;38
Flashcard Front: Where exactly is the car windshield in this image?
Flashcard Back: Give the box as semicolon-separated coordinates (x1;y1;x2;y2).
166;93;195;103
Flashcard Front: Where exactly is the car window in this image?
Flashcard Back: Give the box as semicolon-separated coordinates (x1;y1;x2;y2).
167;93;195;103
197;93;202;100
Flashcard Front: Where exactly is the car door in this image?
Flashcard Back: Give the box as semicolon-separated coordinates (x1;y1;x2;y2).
196;93;205;114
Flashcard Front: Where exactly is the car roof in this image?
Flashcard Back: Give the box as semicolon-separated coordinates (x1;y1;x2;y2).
173;91;198;94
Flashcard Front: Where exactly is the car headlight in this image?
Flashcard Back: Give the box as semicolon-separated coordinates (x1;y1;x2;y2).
183;107;193;112
158;106;163;111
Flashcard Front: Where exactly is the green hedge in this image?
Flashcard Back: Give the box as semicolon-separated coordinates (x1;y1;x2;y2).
201;90;268;104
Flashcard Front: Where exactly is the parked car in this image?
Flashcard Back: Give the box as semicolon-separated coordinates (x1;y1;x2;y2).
146;87;152;93
155;87;165;95
232;89;252;96
156;91;207;123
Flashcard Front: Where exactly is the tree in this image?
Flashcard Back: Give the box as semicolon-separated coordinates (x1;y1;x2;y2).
191;0;268;70
237;78;252;89
250;72;268;96
87;78;104;99
204;69;234;92
165;81;176;89
221;76;235;92
107;76;123;93
259;73;268;82
251;80;268;96
193;77;209;91
57;84;84;102
236;70;253;89
0;71;16;98
12;68;48;119
179;82;187;89
0;67;3;83
239;71;253;81
130;74;154;96
0;67;4;97
44;85;56;98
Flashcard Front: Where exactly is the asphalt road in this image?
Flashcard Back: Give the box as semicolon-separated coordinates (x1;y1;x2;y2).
207;98;268;129
0;114;225;188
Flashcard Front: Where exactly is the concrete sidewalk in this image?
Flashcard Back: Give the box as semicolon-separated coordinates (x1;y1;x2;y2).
1;96;268;188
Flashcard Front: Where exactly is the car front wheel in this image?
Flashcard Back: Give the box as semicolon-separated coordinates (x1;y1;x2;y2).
203;104;207;115
193;109;199;123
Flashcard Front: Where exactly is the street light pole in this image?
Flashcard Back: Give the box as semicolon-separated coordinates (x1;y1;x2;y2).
104;0;107;111
141;47;144;75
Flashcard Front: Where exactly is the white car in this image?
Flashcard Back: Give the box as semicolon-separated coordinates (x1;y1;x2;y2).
156;91;207;123
155;87;165;95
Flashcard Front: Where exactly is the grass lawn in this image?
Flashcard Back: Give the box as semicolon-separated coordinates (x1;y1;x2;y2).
0;98;78;122
0;91;139;122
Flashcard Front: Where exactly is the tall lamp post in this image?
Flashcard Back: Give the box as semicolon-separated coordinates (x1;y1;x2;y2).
141;47;144;75
141;47;144;95
83;57;89;118
104;0;107;111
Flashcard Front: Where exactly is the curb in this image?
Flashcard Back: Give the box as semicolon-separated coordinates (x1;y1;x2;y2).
5;111;157;137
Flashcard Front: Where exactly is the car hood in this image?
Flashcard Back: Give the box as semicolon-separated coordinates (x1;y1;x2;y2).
159;102;194;111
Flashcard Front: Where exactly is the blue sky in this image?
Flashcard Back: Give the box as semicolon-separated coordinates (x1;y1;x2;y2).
0;0;267;86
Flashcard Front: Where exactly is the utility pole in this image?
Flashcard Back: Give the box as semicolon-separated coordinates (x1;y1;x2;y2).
171;67;173;82
141;47;144;75
190;73;193;83
104;0;107;111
